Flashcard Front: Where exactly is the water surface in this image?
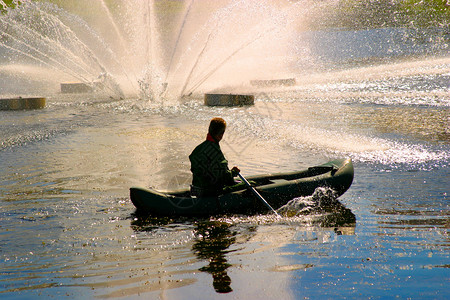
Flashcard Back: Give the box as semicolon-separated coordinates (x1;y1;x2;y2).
1;56;449;298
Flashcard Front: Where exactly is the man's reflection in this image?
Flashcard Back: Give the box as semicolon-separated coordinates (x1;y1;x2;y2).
192;221;236;293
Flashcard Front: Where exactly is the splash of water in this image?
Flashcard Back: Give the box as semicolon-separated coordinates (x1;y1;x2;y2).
0;0;311;101
277;187;339;217
0;1;127;97
1;0;447;103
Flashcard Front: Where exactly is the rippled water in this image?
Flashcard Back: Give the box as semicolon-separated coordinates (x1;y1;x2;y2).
1;57;449;299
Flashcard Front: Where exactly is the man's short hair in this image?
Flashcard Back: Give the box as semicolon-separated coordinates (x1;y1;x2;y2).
208;117;226;136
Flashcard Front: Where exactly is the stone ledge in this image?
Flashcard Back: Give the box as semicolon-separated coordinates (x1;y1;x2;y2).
0;97;46;110
250;78;296;87
204;93;254;106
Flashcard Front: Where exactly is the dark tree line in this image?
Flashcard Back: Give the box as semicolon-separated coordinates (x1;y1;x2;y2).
312;0;449;29
2;0;449;29
1;0;21;14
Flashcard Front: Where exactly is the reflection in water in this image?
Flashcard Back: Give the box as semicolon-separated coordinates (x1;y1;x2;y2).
130;213;175;232
130;215;239;294
129;192;356;295
192;221;236;293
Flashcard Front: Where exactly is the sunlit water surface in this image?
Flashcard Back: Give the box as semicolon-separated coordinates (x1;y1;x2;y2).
1;57;449;299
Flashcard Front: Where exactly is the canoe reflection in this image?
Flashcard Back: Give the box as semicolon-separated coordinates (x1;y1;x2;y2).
192;221;236;293
129;195;356;294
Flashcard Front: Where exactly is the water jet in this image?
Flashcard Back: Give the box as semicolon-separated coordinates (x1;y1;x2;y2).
0;1;308;101
1;0;447;104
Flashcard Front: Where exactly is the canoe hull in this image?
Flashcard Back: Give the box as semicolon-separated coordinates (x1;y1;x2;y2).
130;158;354;216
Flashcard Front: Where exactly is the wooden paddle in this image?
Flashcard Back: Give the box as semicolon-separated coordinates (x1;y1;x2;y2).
238;173;281;218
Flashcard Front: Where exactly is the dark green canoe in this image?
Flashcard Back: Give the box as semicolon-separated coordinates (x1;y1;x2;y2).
130;158;354;217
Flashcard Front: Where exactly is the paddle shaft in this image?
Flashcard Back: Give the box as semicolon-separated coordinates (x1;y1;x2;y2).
238;173;281;217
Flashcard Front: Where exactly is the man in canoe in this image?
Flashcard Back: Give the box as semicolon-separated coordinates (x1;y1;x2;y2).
189;117;240;197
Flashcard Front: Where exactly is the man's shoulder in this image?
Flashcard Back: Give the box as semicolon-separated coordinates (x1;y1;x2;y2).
193;140;219;151
190;140;221;158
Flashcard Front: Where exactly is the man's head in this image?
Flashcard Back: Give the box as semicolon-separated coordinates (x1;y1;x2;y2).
208;117;226;141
